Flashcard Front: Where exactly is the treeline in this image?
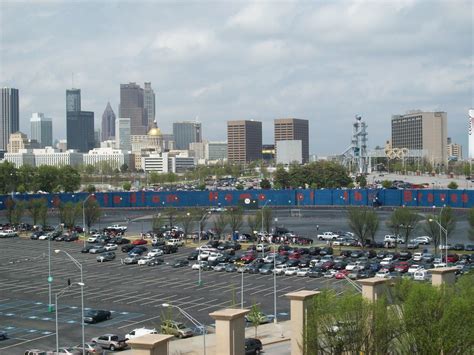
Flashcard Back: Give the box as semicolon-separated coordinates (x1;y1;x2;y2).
0;162;81;194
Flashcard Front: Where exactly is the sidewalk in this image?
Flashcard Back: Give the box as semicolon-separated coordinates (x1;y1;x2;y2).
121;320;291;354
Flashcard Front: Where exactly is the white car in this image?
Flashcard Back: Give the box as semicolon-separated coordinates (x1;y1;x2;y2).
384;235;404;244
256;244;270;252
263;253;278;263
317;232;339;241
411;236;431;245
208;252;223;262
192;261;208;270
38;234;50;240
166;238;184;247
324;270;337;278
138;256;155;265
273;265;288;275
413;252;423;262
375;269;391;278
104;243;117;251
296;268;310;277
125;327;158;340
198;251;211;260
0;229;17;237
380;257;393;266
433;261;447;268
413;270;430;281
285;267;299;276
148;249;164;257
107;224;127;231
87;233;101;243
345;262;364;271
408;265;423;274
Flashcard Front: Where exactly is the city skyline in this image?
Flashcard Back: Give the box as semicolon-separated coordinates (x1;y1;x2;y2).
0;1;471;155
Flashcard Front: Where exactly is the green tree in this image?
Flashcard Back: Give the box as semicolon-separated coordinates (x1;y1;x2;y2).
28;199;47;225
356;175;367;188
388;207;420;246
247;303;266;337
178;210;195;239
120;163;129;173
84;199;101;233
213;213;228;239
225;207;244;233
17;164;37;192
347;207;379;247
11;200;26;225
246;214;261;235
59;202;81;228
273;166;290;189
35;165;60;192
122;181;132;191
86;184;96;193
381;180;392;188
447;181;458;189
152;213;164;233
259;178;271;189
38;199;48;227
0;161;17;194
5;198;15;224
59;166;81;192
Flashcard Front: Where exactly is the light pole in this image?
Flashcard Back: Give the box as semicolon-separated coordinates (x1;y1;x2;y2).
55;250;85;355
55;282;84;353
82;194;95;247
198;212;210;286
260;199;271;237
241;267;244;308
162;303;206;355
48;229;53;312
429;218;448;264
272;244;277;324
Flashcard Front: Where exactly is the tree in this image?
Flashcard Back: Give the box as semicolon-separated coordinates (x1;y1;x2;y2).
273;166;290;189
469;208;474;242
38;199;48;227
59;166;81;192
246;214;260;235
164;208;178;227
447;181;458;189
260;178;271;189
11;200;26;225
178;210;195;240
356;175;367;188
84;199;101;233
388;207;420;246
28;199;47;226
225;207;244;233
381;180;392;188
0;161;17;194
86;184;96;193
347;207;379;247
247;303;266;337
194;209;210;234
424;207;457;254
261;207;273;233
120;163;129;173
35;165;60;192
152;213;164;233
59;202;81;228
17;164;37;192
122;182;132;191
213;213;228;239
5;198;15;224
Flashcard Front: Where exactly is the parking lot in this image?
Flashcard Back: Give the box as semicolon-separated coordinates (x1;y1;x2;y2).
0;237;353;353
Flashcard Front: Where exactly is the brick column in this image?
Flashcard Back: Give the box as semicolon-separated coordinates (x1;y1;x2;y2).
428;267;458;286
127;334;174;355
358;278;388;302
285;290;319;355
209;308;249;355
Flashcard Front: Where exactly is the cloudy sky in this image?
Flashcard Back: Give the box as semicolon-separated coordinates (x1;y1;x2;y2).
1;0;472;155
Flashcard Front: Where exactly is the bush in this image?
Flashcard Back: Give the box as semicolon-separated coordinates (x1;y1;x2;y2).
447;181;458;189
122;182;132;191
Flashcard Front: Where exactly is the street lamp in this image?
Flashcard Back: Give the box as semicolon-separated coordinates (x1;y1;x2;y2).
82;194;95;247
55;282;85;353
55;250;85;355
260;200;271;237
272;244;277;324
197;212;210;286
162;303;206;355
428;218;448;264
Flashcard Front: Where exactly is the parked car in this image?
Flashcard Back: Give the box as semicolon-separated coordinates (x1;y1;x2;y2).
411;236;431;245
317;232;339;240
84;310;111;324
24;350;47;355
125;328;158;340
73;342;102;354
172;259;189;268
0;330;7;340
64;234;79;242
81;245;95;253
124;255;141;265
245;338;263;354
49;347;81;354
160;320;193;338
213;263;228;272
296;267;310;277
89;246;105;254
96;252;116;262
104;243;118;251
91;334;127;351
285;267;299;276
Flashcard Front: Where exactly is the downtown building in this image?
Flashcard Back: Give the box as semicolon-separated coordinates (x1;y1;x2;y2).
66;89;95;153
30;113;53;148
101;102;116;142
144;82;156;128
119;82;147;135
274;118;309;164
4;147;83;168
173;121;202;150
0;87;19;154
391;111;448;165
227;120;262;164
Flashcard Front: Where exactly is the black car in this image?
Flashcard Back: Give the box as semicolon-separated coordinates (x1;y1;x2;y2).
248;263;264;274
161;245;178;254
83;309;111;323
109;237;129;244
308;267;325;278
286;259;300;267
64;234;79;242
245;338;263;355
398;251;412;261
121;244;135;253
172;259;189;268
465;245;474;251
148;257;164;266
97;252;116;262
30;231;44;240
453;244;465;251
259;263;274;275
187;250;200;260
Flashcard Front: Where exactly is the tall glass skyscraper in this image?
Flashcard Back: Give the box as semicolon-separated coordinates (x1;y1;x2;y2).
101;102;116;142
66;88;95;153
30;113;53;147
144;82;155;128
172;121;202;150
119;82;147;135
0;88;19;152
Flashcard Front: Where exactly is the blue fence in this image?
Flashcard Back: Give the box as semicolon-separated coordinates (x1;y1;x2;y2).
0;189;473;210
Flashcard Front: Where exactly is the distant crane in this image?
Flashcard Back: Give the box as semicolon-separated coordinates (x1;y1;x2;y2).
340;115;369;174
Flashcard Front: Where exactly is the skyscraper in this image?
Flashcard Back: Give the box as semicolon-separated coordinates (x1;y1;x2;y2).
30;113;53;147
101;102;116;142
115;118;131;151
173;121;202;150
66;88;95;153
227;120;262;163
391;111;447;165
144;82;155;127
119;83;147;135
1;88;20;152
274;118;309;163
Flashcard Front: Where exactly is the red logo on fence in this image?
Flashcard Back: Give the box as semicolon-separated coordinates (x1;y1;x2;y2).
427;193;434;203
239;193;251;200
225;194;233;202
404;191;412;202
258;194;266;200
297;193;304;201
166;194;179;203
354;191;362;201
209;192;218;202
462;194;468;203
450;194;457;203
152;195;160;203
103;194;109;205
130;193;136;204
113;196;122;204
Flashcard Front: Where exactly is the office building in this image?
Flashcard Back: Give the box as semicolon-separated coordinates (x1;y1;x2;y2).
447;138;462;160
101;102;116;142
262;144;275;162
227;120;262;163
4;147;83;168
30;113;52;147
189;142;206;159
274;118;309;163
173;121;202;150
115;118;131;152
66;88;95;153
276;140;303;165
207;141;227;161
0;88;19;152
7;132;40;153
119;83;147;135
391;111;447;164
83;147;129;169
141;152;195;173
144;82;155;127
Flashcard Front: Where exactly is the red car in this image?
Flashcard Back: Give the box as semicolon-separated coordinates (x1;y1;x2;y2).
321;261;335;271
132;239;148;245
241;253;256;263
288;252;301;260
394;262;409;273
335;270;350;279
446;254;459;263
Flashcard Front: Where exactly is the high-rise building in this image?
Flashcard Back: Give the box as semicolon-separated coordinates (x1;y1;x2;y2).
101;102;116;142
276;140;303;165
391;111;447;165
66;89;81;112
274;118;309;163
173;121;202;150
66;88;95;153
447;138;462;161
119;83;147;135
0;88;19;152
30;113;52;147
227;120;262;163
144;82;155;127
7;131;40;153
116;117;131;152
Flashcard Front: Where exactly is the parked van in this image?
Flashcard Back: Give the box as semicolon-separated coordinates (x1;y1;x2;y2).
413;269;431;281
166;238;184;247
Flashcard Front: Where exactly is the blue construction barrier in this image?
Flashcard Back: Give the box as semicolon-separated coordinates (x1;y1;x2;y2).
1;189;473;210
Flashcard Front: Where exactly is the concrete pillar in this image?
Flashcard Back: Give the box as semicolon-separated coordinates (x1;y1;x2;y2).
358;278;388;302
209;308;249;355
285;290;319;355
428;267;458;287
127;334;174;355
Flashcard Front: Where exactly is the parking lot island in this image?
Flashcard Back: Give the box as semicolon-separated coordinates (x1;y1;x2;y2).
127;334;174;355
358;277;389;302
428;266;458;287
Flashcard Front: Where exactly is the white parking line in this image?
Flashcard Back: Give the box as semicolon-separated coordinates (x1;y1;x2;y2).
117;314;162;330
0;333;55;351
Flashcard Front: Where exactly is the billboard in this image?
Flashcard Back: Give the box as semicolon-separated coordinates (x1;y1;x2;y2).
469;109;474;159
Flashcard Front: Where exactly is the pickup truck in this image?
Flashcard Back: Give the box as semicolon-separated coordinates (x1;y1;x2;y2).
317;232;339;241
0;229;18;238
91;334;127;351
106;224;127;232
